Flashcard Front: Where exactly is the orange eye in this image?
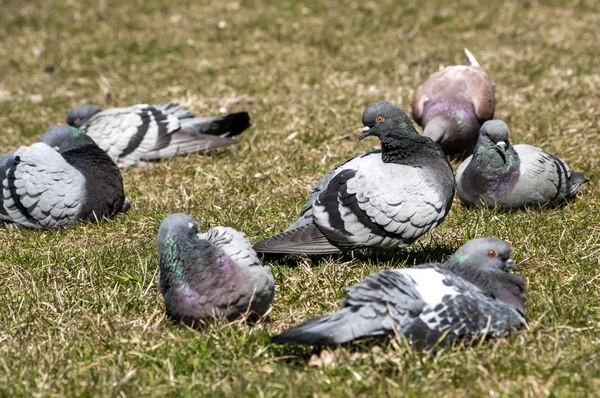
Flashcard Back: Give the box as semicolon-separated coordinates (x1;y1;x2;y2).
376;116;384;123
487;250;497;258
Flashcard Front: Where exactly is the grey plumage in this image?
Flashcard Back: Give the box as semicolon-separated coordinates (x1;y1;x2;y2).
412;49;495;156
0;125;129;228
271;237;526;347
66;103;251;167
456;120;587;208
157;213;274;325
254;102;455;254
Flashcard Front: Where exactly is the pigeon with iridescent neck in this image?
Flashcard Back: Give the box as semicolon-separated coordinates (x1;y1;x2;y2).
253;102;455;255
1;125;130;228
157;213;274;325
66;103;251;167
412;49;495;156
271;237;526;347
456;120;587;208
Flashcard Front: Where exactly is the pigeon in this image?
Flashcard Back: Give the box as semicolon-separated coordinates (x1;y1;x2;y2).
455;120;587;209
253;102;455;254
0;125;130;228
157;213;275;325
66;103;251;167
271;237;526;347
412;49;495;156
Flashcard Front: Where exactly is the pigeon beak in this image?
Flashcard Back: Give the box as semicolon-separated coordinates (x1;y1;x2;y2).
359;126;372;141
496;141;506;149
506;259;519;271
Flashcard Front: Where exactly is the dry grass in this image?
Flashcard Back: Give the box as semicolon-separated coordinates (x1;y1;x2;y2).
1;0;600;396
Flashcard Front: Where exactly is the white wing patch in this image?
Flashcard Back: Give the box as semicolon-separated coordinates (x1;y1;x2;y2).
400;268;459;305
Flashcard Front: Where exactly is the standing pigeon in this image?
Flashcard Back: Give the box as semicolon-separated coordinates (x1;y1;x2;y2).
271;237;526;347
455;120;587;208
412;49;495;156
66;103;251;167
253;102;455;254
0;125;130;228
157;213;275;325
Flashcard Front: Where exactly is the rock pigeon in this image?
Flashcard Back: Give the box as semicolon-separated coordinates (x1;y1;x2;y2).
271;237;526;347
66;103;251;167
0;125;130;228
412;49;495;156
455;120;587;209
253;102;455;254
157;213;275;325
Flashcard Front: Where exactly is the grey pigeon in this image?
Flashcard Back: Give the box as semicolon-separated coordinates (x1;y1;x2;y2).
271;237;526;347
0;125;130;228
253;102;455;254
157;213;275;325
412;49;495;156
66;103;251;167
456;120;587;208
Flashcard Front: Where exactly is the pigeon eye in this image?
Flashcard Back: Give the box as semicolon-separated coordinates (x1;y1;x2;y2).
376;116;384;123
487;250;497;258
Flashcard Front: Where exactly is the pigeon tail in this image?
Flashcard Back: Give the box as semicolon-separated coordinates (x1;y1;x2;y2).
567;171;588;198
179;112;251;138
253;223;341;254
271;307;383;345
464;48;480;66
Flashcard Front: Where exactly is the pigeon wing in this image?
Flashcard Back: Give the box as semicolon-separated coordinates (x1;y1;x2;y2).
3;143;85;228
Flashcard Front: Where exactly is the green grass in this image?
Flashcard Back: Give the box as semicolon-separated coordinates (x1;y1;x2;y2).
1;0;600;396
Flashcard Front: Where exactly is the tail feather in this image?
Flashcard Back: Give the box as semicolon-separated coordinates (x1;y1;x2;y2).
567;171;588;198
464;48;480;67
180;112;251;138
271;307;387;345
253;223;341;254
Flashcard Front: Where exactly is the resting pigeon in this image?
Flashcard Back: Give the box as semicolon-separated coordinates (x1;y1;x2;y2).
455;120;587;208
253;101;455;254
271;237;526;346
157;213;275;325
412;49;495;156
0;125;130;228
66;103;251;167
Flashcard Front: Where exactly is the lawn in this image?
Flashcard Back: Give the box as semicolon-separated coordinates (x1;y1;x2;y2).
1;0;599;396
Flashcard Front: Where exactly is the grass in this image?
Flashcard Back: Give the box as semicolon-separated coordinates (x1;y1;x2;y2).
1;0;600;395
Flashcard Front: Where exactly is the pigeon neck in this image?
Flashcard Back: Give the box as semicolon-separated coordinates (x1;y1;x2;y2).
158;236;190;290
470;141;519;180
379;126;445;165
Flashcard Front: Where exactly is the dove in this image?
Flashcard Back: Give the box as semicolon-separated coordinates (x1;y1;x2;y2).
271;237;526;347
253;101;455;254
455;120;587;208
412;49;495;156
0;125;130;228
157;213;275;325
66;103;251;167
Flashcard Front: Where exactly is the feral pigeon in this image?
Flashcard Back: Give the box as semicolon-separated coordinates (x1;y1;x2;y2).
157;213;275;325
455;120;587;209
412;49;495;156
66;103;251;167
253;102;455;254
271;237;526;347
0;125;130;228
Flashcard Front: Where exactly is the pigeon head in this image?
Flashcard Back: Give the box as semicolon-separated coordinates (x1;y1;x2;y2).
476;120;511;159
40;125;97;153
447;237;517;272
359;102;439;163
66;104;102;127
157;214;216;290
445;237;526;313
359;101;415;141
